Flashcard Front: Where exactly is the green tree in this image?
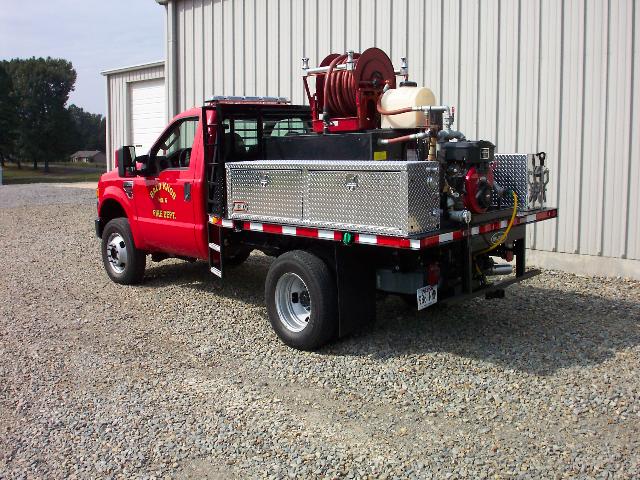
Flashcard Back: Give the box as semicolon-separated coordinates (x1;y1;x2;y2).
2;57;76;172
0;63;18;167
67;104;106;153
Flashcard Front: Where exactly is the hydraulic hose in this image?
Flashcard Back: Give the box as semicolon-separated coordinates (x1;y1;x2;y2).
378;129;432;145
474;190;519;275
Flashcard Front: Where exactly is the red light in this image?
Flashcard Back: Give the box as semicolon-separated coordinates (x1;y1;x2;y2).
427;263;440;286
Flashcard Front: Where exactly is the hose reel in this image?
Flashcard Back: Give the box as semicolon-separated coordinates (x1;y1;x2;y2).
303;48;397;133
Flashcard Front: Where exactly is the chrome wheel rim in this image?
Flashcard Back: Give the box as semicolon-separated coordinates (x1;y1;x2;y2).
275;273;311;332
106;233;128;274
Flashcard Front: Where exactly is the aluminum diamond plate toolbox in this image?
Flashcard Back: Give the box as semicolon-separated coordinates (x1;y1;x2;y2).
226;167;304;223
492;154;549;212
225;160;440;236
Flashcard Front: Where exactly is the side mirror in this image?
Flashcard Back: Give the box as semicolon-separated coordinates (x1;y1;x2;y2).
116;146;136;177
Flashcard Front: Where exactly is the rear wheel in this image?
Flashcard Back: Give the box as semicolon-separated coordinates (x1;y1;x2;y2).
265;250;337;350
101;218;146;284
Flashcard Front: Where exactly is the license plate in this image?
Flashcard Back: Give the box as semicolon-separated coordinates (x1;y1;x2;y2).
417;285;438;311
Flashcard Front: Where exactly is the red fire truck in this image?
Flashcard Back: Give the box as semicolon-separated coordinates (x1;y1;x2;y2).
96;48;557;350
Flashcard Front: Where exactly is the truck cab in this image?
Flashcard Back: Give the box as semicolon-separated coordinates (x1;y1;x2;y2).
96;100;312;277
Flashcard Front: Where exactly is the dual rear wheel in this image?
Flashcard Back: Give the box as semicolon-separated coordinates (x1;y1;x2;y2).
265;250;337;351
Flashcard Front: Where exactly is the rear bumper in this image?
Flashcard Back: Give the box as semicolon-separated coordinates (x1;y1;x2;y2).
439;269;541;305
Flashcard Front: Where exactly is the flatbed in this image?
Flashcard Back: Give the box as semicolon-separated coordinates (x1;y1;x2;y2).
95;48;557;350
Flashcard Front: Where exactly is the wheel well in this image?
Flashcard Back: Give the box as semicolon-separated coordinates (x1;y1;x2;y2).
98;199;127;237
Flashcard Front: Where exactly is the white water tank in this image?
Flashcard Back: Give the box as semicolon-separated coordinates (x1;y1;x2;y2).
380;84;436;129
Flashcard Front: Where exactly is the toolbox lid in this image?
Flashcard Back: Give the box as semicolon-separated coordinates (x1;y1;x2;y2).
225;159;437;172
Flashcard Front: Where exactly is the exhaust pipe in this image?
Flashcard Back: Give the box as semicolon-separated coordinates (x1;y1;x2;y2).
488;264;513;276
449;209;471;224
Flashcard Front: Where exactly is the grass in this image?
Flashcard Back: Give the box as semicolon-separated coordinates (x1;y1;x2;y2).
1;162;105;185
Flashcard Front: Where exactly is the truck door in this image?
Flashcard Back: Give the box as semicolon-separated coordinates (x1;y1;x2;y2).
133;115;202;257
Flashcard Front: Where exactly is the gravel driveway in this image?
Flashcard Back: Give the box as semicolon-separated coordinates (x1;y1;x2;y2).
1;183;639;479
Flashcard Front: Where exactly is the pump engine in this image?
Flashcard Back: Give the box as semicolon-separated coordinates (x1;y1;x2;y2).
440;141;497;220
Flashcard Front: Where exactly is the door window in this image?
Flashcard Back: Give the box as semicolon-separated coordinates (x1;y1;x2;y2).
149;117;199;173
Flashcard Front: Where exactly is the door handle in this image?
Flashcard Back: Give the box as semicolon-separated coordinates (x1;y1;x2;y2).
184;182;191;201
123;181;134;199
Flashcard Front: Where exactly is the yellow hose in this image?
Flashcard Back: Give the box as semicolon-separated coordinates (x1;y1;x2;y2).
474;190;518;274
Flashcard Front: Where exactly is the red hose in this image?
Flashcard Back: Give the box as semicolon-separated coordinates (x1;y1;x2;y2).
322;53;360;118
381;134;416;145
376;94;413;116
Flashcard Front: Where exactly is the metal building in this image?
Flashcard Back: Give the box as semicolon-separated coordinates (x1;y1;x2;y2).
129;0;637;278
102;61;166;170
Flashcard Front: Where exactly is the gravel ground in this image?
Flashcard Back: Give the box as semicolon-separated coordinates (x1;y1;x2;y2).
1;183;639;479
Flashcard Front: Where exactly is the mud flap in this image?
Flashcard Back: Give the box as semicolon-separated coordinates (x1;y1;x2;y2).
334;244;376;337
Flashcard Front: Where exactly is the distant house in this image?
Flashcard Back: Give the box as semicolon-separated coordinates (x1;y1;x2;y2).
70;150;106;164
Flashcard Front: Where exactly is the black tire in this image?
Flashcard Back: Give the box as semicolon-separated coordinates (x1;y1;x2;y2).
224;247;252;267
265;250;337;350
101;218;146;285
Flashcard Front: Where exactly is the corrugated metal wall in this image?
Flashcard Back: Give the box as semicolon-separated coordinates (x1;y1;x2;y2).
166;0;639;263
104;63;165;171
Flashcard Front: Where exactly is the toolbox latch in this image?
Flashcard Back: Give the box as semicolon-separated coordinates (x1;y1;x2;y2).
259;173;270;187
345;174;359;191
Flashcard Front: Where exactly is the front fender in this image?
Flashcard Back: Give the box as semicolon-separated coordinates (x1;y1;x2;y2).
99;187;145;249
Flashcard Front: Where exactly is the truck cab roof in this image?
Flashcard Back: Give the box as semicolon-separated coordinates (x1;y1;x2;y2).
205;95;291;105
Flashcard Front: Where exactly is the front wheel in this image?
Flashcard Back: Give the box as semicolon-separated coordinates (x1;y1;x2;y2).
265;250;337;350
101;218;146;284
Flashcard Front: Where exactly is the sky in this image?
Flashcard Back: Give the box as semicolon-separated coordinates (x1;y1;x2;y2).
0;0;165;115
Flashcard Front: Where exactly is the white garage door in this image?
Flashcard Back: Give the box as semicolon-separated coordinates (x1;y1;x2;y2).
129;78;166;155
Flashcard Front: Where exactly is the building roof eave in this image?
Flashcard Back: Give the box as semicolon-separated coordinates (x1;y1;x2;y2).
101;60;165;76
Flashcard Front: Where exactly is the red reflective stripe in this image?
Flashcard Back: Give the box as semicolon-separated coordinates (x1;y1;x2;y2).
373;236;393;247
296;227;319;238
536;210;556;221
422;236;440;247
261;223;283;234
398;238;412;248
333;231;342;241
375;236;411;248
452;230;465;240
